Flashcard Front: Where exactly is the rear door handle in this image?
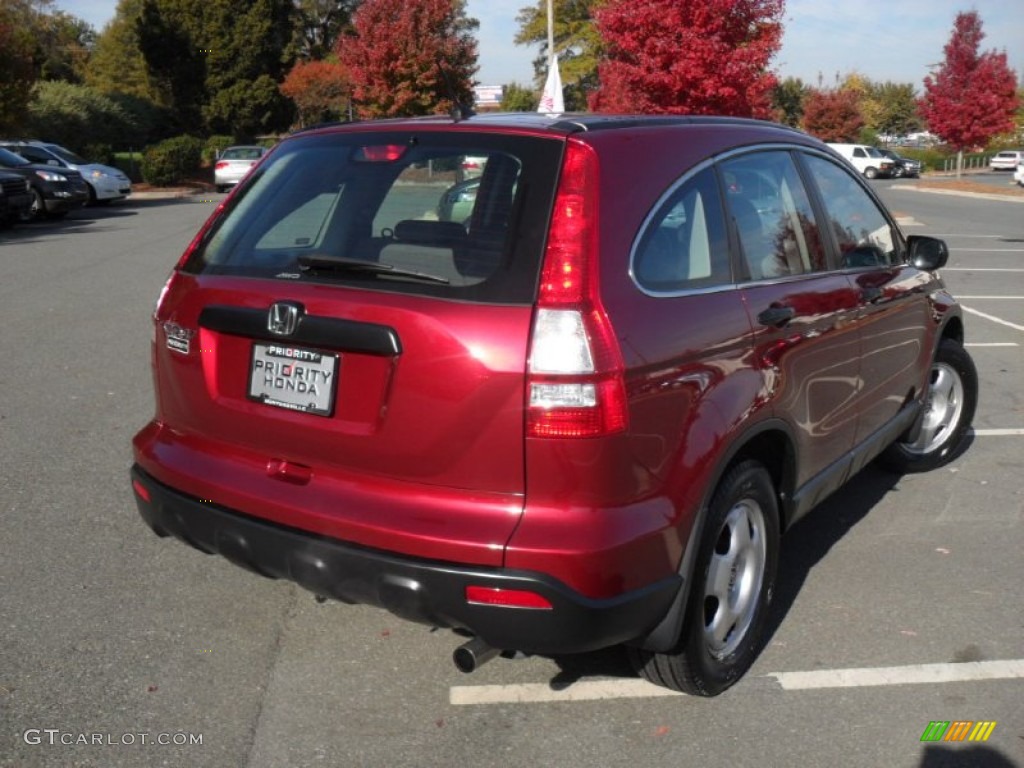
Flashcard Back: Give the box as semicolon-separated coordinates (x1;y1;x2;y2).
757;306;795;327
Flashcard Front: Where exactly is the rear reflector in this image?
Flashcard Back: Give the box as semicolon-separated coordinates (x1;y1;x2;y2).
132;478;151;503
465;586;553;609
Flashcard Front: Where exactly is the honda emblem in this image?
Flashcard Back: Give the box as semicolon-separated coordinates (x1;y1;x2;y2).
267;301;303;336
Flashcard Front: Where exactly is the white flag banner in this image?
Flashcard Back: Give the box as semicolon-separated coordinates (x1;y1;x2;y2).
537;57;564;117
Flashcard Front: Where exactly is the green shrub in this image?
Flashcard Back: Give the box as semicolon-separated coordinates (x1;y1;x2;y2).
141;135;204;186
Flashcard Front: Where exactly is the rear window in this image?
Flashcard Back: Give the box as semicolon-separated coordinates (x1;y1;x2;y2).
185;130;564;304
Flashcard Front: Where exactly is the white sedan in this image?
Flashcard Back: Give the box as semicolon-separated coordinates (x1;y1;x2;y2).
214;146;267;192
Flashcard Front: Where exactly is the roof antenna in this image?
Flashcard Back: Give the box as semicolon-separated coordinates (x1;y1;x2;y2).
436;58;475;121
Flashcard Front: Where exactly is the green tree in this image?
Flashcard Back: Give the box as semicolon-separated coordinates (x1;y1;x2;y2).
0;5;36;133
772;77;807;127
501;82;537;112
34;9;93;83
292;0;362;59
25;80;142;150
514;0;600;112
135;0;207;130
135;0;297;136
85;0;160;103
871;81;921;139
200;0;295;135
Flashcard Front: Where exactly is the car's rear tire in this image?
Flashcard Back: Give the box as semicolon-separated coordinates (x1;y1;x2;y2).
878;338;977;473
864;167;879;179
629;460;779;696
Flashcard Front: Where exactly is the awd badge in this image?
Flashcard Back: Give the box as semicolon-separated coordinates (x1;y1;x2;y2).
163;322;195;354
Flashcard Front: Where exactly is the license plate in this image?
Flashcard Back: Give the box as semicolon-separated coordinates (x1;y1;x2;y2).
247;342;338;417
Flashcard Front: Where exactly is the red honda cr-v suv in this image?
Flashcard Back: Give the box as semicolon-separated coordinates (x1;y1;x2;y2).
131;114;976;695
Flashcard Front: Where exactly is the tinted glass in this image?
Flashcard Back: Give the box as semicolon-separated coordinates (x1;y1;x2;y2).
803;154;900;268
0;148;30;167
185;131;563;304
721;151;827;280
632;166;730;292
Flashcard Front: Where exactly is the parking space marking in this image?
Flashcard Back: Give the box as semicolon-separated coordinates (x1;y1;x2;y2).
771;659;1024;691
973;428;1024;436
450;678;683;705
449;660;1024;704
962;306;1024;332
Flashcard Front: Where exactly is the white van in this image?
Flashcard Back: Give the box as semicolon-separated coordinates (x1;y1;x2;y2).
827;143;896;179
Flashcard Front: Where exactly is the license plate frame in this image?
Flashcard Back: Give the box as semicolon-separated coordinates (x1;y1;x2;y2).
247;342;339;417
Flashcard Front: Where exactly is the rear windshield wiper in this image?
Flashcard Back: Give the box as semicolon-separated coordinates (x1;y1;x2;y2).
297;254;450;285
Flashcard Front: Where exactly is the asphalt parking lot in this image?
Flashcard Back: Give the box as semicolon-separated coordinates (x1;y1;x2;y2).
0;182;1022;768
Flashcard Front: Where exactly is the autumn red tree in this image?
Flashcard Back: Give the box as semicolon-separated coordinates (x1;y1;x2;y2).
919;11;1019;172
336;0;477;119
589;0;784;117
280;59;352;127
801;88;864;142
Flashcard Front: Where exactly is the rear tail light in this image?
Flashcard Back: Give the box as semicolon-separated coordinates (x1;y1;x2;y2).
215;161;229;170
526;140;627;439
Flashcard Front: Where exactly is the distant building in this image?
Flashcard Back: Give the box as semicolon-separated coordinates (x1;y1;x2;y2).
474;85;504;111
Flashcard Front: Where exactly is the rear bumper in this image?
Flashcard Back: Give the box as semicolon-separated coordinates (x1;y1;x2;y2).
130;465;681;654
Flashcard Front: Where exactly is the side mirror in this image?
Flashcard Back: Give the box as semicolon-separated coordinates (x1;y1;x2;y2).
907;235;948;271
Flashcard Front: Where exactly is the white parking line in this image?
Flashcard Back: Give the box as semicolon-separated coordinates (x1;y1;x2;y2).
972;428;1024;436
771;659;1024;691
962;305;1024;332
449;659;1024;704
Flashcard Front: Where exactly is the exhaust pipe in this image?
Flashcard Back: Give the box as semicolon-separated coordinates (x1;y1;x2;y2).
453;637;500;673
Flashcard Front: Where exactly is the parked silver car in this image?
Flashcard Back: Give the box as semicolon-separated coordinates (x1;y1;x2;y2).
214;146;267;192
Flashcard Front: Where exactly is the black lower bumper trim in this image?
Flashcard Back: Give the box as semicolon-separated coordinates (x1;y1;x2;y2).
131;465;681;654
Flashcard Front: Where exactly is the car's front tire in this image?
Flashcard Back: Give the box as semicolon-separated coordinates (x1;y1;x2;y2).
879;338;977;473
629;460;779;696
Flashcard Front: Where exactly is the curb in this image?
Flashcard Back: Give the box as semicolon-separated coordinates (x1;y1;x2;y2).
892;184;1024;204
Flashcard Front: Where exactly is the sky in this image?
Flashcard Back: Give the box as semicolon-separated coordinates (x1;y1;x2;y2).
63;0;1024;90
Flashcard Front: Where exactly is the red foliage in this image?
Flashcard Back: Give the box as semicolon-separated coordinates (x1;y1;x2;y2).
801;88;864;142
919;12;1019;151
589;0;784;117
335;0;477;119
280;59;352;126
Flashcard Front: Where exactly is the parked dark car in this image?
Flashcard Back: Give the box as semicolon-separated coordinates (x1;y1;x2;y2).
0;140;131;204
878;148;923;178
0;170;33;227
0;147;89;221
131;114;977;696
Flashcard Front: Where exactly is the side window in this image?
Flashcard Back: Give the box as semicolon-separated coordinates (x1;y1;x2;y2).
721;151;827;280
803;155;900;268
632;166;730;292
854;148;866;158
